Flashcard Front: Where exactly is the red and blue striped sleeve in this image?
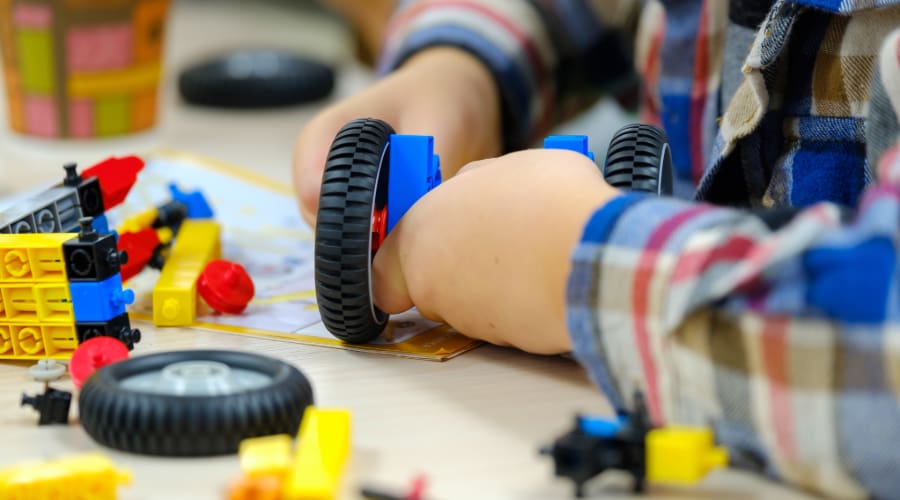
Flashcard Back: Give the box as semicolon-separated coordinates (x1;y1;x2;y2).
378;0;641;151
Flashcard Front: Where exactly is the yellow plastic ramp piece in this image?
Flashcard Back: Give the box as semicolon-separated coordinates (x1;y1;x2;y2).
152;219;221;326
0;452;131;500
646;426;728;485
284;407;351;500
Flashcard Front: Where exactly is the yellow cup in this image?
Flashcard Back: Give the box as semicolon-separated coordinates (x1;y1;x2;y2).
0;0;169;138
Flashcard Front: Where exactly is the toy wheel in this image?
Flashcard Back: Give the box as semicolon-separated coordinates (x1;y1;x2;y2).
315;118;393;343
603;124;673;195
78;350;313;456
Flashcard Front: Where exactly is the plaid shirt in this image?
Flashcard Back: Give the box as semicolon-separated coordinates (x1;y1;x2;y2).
381;1;900;497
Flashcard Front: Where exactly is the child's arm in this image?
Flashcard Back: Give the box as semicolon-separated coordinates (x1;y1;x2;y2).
294;0;642;224
374;147;900;499
374;32;900;499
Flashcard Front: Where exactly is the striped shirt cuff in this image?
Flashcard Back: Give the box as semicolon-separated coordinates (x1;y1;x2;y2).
567;193;700;416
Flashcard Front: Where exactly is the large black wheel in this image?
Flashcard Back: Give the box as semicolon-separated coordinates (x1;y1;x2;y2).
78;350;313;456
315;118;393;344
603;124;673;195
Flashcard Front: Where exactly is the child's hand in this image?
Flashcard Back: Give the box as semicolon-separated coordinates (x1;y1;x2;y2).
372;149;620;354
293;47;502;225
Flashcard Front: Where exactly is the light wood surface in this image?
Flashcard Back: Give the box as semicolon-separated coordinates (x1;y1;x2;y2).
0;1;817;499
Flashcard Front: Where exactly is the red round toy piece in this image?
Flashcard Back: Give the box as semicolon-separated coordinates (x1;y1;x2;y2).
371;205;387;252
198;259;255;314
69;337;130;389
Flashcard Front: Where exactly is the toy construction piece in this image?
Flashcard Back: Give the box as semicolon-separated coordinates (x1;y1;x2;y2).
0;452;132;498
21;386;71;425
198;259;255;314
541;391;727;497
69;337;130;389
78;350;313;456
28;359;67;382
314;120;672;345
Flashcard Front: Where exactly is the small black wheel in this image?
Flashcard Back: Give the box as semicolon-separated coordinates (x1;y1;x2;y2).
315;118;393;344
78;350;313;456
603;124;673;195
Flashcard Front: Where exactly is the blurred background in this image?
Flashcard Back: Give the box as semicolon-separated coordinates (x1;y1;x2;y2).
0;0;626;196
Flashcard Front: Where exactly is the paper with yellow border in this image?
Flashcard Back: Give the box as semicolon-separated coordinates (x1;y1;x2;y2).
109;151;481;361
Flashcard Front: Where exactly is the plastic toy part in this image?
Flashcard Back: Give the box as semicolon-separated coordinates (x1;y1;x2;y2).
198;259;255;314
542;391;728;497
360;475;429;500
80;155;144;210
0;218;139;360
541;392;652;496
178;49;336;108
0;185;81;234
283;407;351;500
28;359;67;382
543;135;596;162
315;118;394;344
63;218;127;282
0;452;131;500
78;350;314;456
646;427;728;484
603;124;673;195
62;163;105;217
117;228;162;282
168;183;214;219
228;474;285;500
230;408;352;500
372;206;388;252
75;313;141;350
21;386;71;425
239;434;294;478
69;274;135;322
315;119;447;344
386;134;441;233
152;219;221;326
0;160;137;235
69;337;130;389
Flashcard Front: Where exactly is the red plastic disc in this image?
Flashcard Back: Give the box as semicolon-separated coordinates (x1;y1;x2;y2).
69;337;130;389
372;205;387;252
198;259;255;314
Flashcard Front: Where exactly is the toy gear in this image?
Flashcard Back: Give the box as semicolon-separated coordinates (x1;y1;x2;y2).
198;259;255;314
27;359;67;382
69;336;130;389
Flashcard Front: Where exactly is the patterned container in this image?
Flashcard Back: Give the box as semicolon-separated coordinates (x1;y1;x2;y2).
0;0;169;138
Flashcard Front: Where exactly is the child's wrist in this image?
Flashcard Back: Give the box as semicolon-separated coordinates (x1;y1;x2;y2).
400;48;502;167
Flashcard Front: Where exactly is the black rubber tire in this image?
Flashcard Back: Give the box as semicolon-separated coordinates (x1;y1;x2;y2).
315;118;393;344
603;124;673;196
78;350;313;456
178;50;335;108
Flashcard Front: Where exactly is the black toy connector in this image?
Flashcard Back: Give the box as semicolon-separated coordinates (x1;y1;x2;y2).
21;386;72;425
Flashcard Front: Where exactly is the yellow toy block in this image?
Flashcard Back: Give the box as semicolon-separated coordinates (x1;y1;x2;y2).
0;452;131;500
646;426;728;485
0;284;73;324
0;234;73;283
117;207;159;234
152;219;220;326
283;407;351;500
239;434;293;478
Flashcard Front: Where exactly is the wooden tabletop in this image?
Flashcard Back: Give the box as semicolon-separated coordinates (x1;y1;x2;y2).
0;1;816;498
